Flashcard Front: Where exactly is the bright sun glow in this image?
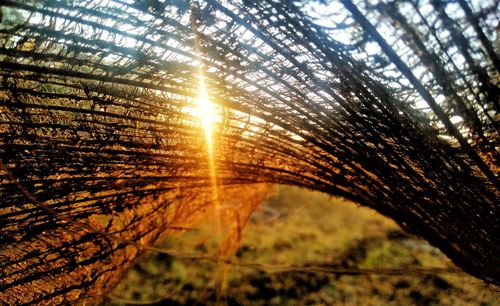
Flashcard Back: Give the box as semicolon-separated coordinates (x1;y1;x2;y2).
194;74;220;211
195;75;227;293
195;77;216;148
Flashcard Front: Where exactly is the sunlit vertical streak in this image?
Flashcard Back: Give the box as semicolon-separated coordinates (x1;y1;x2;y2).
188;3;222;241
189;3;227;296
195;75;220;214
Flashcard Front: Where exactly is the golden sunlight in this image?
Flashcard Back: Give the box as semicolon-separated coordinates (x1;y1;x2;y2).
195;74;228;293
194;75;220;215
195;76;215;149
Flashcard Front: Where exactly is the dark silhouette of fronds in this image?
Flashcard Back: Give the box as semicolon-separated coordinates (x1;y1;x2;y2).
0;0;498;303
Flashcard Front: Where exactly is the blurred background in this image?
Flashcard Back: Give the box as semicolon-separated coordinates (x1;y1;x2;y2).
106;186;499;305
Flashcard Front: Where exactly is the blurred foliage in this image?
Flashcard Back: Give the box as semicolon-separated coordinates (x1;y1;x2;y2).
107;186;499;305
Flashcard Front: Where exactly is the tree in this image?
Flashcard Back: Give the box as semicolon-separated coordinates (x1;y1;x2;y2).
0;0;498;303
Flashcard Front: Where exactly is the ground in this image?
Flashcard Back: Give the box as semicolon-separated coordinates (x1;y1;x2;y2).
106;186;499;305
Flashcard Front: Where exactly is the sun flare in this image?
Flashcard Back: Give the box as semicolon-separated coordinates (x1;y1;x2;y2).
194;75;219;207
195;77;215;147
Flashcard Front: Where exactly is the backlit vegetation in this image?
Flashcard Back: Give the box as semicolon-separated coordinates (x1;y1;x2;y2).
0;0;498;303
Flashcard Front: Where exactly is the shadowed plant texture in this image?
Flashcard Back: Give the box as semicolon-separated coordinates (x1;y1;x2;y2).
0;0;498;304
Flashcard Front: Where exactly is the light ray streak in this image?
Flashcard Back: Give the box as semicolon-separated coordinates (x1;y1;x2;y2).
195;75;220;213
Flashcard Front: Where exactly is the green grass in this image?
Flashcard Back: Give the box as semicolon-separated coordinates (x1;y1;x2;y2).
107;186;499;305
